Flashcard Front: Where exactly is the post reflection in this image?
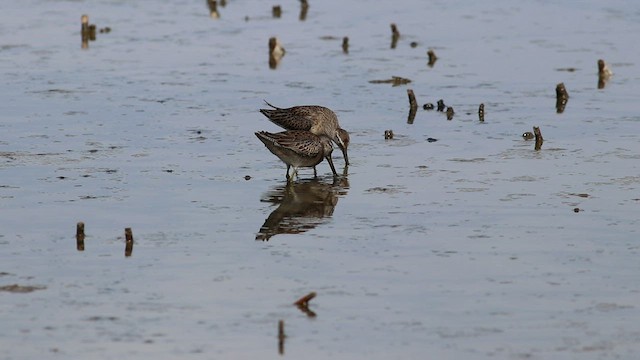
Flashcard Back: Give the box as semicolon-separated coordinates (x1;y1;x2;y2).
256;176;349;241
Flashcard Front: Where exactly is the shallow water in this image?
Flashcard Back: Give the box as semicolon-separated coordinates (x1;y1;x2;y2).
1;0;639;359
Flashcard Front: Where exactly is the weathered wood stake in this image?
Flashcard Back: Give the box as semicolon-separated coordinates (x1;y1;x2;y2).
299;0;309;21
272;5;282;18
390;23;400;49
407;89;418;124
407;89;418;110
278;320;286;355
342;37;349;54
555;82;569;113
76;222;85;251
533;126;543;151
125;227;134;257
478;103;485;122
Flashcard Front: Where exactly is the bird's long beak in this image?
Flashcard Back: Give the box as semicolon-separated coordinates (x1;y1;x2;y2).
326;155;338;177
341;147;349;166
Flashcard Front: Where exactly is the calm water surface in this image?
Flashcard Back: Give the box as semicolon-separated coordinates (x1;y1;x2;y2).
1;1;639;359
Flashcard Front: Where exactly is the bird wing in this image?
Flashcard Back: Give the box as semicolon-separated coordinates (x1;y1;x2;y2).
256;131;322;157
259;103;318;131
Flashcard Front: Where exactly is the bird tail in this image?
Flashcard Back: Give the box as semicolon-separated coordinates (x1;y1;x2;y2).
262;100;280;109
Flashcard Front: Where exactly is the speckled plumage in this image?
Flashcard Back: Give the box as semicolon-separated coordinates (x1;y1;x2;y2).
255;130;337;181
259;101;350;165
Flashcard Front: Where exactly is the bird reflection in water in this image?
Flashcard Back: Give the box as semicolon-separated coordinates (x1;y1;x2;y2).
256;176;349;241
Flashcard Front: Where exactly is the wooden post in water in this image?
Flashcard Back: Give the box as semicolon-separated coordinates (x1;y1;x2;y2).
390;23;400;49
342;37;349;54
124;227;134;257
278;320;286;355
207;0;220;19
76;222;85;251
436;99;445;112
555;82;569;113
478;103;485;122
272;5;282;18
299;0;309;21
533;126;543;151
407;89;418;124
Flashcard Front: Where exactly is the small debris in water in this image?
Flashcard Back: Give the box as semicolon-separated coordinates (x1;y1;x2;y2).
342;36;349;54
410;41;418;48
522;132;534;140
294;292;317;317
369;76;411;86
573;207;581;213
244;175;251;180
423;103;434;110
427;49;438;67
0;284;46;293
268;37;285;69
207;0;220;19
272;5;282;18
426;138;438;143
436;99;445;112
384;130;394;139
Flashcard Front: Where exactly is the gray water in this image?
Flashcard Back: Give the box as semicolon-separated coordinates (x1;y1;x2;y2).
1;1;639;359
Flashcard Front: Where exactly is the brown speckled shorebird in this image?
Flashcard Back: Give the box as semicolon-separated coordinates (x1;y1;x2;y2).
260;101;350;166
255;130;338;181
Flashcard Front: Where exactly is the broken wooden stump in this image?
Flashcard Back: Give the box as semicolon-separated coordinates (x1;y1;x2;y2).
390;23;400;49
299;0;309;21
342;36;349;54
76;222;85;251
272;5;282;18
124;227;134;257
446;106;455;120
555;82;569;113
278;320;286;355
597;59;612;89
533;126;543;150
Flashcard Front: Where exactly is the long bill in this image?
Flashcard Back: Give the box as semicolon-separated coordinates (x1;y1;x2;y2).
341;147;349;166
325;155;338;177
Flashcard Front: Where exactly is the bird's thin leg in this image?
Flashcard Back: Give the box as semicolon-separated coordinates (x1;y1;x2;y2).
313;166;317;177
285;165;291;181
